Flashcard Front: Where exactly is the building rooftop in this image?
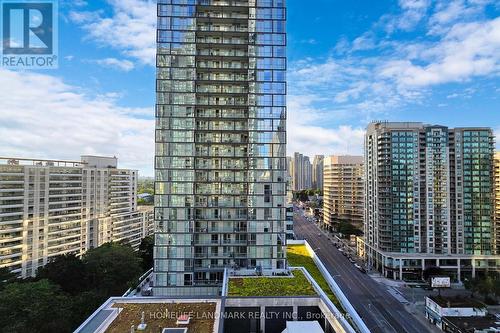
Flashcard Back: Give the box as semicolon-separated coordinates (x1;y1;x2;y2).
227;269;317;297
75;299;221;333
443;314;500;331
428;295;486;309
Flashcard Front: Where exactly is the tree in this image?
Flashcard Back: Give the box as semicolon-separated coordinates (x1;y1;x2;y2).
0;267;16;290
463;278;475;297
83;242;143;296
139;235;154;271
36;254;89;295
0;280;73;333
338;222;362;237
423;266;445;282
478;276;495;299
70;290;107;328
494;278;500;299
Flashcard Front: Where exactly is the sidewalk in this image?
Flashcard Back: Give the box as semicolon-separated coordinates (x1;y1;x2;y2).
369;273;408;288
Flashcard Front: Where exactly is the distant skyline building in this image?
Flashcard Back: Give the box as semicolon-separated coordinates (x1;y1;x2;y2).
322;155;364;232
494;152;500;255
312;155;324;190
0;156;153;278
364;122;498;281
154;0;287;296
291;152;312;191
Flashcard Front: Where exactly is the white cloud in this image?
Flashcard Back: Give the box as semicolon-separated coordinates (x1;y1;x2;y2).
70;0;156;65
0;69;154;176
286;1;499;158
383;0;431;33
380;17;500;86
94;58;135;71
286;94;366;158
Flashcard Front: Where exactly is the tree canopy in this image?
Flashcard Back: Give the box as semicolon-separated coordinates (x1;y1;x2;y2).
0;279;73;333
139;235;154;271
83;242;143;296
1;241;149;333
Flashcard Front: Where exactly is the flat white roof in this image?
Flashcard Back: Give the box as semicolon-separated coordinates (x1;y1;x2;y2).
283;321;324;333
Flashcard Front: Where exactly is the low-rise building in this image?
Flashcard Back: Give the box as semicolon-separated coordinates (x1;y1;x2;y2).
426;296;487;330
0;156;153;277
442;314;500;333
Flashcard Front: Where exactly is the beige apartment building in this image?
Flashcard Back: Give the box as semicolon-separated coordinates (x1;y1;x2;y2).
322;156;364;232
0;155;153;277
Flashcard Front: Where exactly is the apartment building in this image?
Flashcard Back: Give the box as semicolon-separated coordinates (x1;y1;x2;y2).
312;155;324;190
364;122;498;281
322;156;363;232
154;0;287;296
0;156;153;277
291;152;312;191
495;152;500;255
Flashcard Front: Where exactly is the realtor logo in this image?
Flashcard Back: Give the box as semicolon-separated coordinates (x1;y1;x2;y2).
1;0;58;68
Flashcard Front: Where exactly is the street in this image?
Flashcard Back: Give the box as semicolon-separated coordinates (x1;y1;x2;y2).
293;209;435;333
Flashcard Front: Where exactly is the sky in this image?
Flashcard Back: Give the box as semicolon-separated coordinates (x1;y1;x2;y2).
0;0;499;176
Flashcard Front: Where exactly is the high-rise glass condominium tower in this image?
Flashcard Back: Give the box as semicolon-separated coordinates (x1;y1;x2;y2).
364;122;497;281
154;0;287;296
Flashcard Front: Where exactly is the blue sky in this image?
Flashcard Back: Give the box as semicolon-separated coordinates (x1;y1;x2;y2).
0;0;499;176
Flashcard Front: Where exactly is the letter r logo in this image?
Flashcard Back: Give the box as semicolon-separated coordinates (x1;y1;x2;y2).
2;2;53;54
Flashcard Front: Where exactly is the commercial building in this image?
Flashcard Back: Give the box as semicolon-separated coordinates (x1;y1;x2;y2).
0;156;153;278
291;152;312;191
154;0;288;296
312;155;324;190
364;122;499;281
322;156;364;232
425;295;491;331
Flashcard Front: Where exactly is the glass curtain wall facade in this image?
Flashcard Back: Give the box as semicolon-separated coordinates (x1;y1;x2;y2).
154;0;287;296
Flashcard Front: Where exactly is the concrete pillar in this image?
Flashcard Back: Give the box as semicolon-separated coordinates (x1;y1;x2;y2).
399;260;403;281
457;259;461;282
472;259;476;279
422;258;425;280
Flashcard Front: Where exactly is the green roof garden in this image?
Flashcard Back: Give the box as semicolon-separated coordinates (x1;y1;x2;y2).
287;244;343;311
228;269;317;297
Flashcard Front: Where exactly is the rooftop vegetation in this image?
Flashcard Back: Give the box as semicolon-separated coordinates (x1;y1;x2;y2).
228;269;316;297
287;244;343;311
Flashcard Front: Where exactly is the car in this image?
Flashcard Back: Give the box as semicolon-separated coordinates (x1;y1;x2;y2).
317;233;321;237
349;258;356;264
354;263;361;269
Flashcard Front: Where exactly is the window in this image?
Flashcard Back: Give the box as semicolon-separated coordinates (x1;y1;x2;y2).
264;184;272;203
